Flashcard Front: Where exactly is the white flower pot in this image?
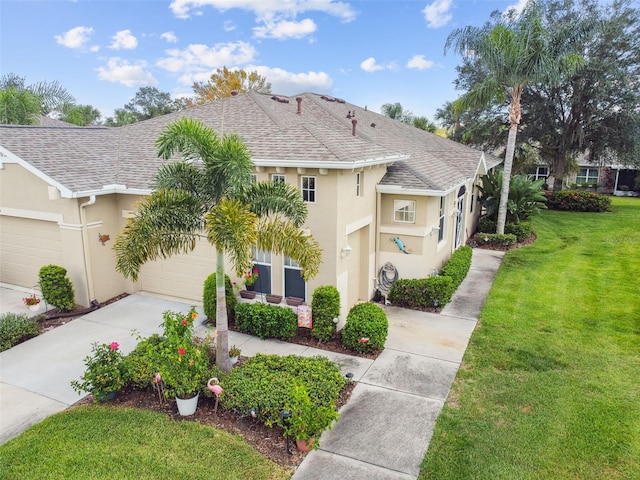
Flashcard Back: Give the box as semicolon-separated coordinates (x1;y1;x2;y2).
28;303;41;312
176;393;199;416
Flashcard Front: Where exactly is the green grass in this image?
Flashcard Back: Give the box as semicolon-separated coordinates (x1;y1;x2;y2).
0;406;291;480
420;197;640;480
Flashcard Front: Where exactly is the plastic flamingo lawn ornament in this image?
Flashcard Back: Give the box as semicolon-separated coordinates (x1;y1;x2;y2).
207;377;223;414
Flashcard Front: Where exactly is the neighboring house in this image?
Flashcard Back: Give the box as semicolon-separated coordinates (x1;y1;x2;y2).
0;92;501;318
528;155;639;195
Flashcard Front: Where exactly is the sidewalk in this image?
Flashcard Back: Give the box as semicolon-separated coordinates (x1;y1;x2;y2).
0;249;504;479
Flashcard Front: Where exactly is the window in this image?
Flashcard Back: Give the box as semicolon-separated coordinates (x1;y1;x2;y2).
535;166;548;180
284;257;305;299
250;174;257;183
394;199;416;223
356;172;361;197
470;187;475;213
576;168;599;185
301;176;316;202
272;174;285;184
249;248;272;294
438;197;445;242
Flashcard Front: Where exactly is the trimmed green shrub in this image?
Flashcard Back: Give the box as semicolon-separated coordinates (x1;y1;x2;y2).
120;334;164;389
221;354;344;428
474;233;518;248
0;313;40;352
311;285;340;342
235;302;297;339
342;303;388;353
479;219;532;243
38;264;75;311
545;190;612;212
203;273;236;322
441;246;472;289
388;276;454;309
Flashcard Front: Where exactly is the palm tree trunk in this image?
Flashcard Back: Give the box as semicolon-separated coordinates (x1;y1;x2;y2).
215;249;231;372
553;151;565;191
496;123;518;234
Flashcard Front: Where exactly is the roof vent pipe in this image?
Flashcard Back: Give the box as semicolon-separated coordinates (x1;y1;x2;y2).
296;97;302;115
352;118;358;136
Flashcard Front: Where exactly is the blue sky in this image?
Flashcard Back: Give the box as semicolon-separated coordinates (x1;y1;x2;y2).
0;0;528;122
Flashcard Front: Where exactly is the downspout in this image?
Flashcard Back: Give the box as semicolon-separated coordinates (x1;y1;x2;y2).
80;195;96;305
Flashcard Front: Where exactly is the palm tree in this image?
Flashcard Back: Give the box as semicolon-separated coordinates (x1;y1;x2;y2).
114;117;321;371
445;1;591;233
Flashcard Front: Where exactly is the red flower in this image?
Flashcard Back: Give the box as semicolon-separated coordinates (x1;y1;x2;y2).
109;342;119;350
358;337;370;344
178;348;186;356
182;319;188;326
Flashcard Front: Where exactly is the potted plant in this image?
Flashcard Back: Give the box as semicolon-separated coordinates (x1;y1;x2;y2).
71;341;125;402
23;294;41;312
236;269;259;299
283;383;340;452
157;308;210;415
228;345;241;365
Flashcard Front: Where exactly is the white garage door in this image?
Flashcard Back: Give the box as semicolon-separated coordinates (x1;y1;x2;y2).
138;238;218;302
0;216;63;287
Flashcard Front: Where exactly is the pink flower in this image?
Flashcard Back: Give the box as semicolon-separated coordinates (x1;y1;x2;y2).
178;348;186;356
109;342;119;350
182;319;188;326
358;338;370;344
155;373;162;384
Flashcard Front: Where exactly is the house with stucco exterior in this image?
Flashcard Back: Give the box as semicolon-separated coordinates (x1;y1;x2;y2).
0;92;501;318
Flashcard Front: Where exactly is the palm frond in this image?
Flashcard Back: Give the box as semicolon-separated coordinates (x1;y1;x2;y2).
255;218;322;280
205;198;258;276
205;133;255;200
243;181;308;227
114;190;206;280
155;117;220;163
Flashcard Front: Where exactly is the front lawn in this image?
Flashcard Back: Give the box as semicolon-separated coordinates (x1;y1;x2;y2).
421;197;640;479
0;406;291;480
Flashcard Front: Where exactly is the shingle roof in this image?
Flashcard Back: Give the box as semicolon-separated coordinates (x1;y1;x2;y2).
0;92;501;196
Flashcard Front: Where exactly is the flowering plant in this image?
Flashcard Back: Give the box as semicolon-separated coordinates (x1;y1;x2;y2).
158;307;211;399
71;341;125;401
243;269;259;287
23;294;41;306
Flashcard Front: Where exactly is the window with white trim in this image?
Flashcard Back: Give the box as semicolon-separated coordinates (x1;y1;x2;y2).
301;176;316;202
576;168;598;185
394;199;416;223
438;197;445;242
272;174;286;184
356;172;362;197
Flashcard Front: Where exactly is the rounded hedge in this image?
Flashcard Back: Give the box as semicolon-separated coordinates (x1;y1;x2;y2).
203;273;236;322
311;285;340;342
38;264;75;311
342;302;388;353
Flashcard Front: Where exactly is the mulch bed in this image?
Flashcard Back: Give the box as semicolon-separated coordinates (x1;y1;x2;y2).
468;232;537;251
75;375;356;470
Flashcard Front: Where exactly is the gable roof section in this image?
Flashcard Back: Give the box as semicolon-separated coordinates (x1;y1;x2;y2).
0;92;501;197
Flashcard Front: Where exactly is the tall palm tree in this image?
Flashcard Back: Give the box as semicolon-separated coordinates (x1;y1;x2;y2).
114;117;321;372
445;1;591;234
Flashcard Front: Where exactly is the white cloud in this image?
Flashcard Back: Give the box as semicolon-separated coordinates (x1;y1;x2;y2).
161;31;178;43
157;41;256;77
97;57;158;87
406;54;435;70
169;0;357;22
109;30;138;50
504;0;530;16
54;26;94;49
253;66;333;94
360;57;388;73
223;20;236;32
254;18;317;40
422;0;453;28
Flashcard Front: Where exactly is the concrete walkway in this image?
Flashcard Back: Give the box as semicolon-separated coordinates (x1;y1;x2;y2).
0;249;504;479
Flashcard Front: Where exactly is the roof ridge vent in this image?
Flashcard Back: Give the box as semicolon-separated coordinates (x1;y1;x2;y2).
271;95;290;103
